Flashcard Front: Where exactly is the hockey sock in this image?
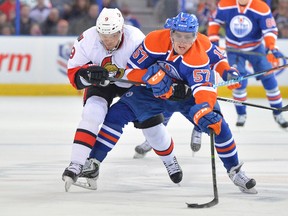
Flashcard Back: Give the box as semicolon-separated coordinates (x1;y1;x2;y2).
214;118;239;171
262;78;283;115
233;80;248;115
71;143;92;165
142;124;175;163
89;122;123;162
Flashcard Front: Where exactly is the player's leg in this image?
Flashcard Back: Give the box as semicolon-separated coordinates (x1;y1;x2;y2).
134;112;203;158
133;111;172;159
227;53;248;126
79;86;168;187
261;77;288;128
142;124;183;183
211;103;257;193
249;45;288;128
77;100;137;189
188;101;257;193
215;116;257;193
62;95;108;191
62;85;125;191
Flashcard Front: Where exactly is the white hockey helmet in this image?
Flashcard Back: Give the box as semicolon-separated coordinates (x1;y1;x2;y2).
96;8;124;34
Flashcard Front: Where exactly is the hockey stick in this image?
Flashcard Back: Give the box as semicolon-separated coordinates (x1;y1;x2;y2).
214;63;288;88
217;96;288;112
186;131;218;208
225;48;288;59
108;77;144;85
109;65;288;89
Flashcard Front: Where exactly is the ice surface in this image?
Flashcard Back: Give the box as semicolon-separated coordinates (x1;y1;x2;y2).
0;97;287;216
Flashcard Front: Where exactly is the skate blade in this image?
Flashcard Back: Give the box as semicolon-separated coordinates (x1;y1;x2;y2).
191;144;201;153
239;187;258;194
63;176;74;192
133;152;146;159
73;178;97;190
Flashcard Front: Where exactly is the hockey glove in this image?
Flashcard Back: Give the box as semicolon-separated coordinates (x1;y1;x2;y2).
266;48;282;59
169;82;192;101
78;64;110;86
143;65;173;99
222;67;241;90
189;102;222;135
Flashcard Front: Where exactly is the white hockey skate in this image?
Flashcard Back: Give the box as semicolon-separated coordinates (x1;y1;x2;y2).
236;114;247;127
190;127;202;152
228;162;257;194
163;156;183;184
73;158;100;190
133;140;152;159
274;113;288;128
62;162;83;192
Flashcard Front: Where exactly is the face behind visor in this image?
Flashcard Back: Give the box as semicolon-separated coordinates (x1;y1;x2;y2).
96;8;124;52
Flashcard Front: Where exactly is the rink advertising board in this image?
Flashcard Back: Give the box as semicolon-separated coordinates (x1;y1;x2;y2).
0;36;287;96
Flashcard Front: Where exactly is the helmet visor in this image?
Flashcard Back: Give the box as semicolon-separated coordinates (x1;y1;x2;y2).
98;31;122;40
171;31;197;44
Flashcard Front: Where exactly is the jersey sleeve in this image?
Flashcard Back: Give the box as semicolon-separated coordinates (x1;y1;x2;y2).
190;69;218;108
207;44;231;77
260;11;278;49
67;33;93;89
207;5;225;42
126;38;159;82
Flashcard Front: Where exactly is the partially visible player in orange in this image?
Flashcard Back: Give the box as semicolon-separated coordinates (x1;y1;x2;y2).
208;0;288;128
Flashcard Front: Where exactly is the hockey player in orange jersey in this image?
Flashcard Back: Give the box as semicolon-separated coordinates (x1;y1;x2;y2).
79;12;258;194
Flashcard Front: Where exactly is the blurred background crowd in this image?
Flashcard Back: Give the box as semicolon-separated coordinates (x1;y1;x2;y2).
0;0;288;38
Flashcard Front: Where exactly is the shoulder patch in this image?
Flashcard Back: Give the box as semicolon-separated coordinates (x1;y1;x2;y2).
218;0;237;8
249;0;270;14
77;34;84;42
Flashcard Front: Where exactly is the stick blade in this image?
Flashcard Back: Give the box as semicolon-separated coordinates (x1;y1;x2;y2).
186;198;218;208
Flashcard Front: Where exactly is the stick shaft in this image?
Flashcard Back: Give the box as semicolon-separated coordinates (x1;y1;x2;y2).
226;48;288;60
214;64;288;88
210;131;218;202
217;96;288;112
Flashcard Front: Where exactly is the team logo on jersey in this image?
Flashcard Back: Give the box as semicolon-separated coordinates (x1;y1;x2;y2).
125;91;133;97
101;56;125;78
57;42;74;76
158;61;182;80
230;15;252;38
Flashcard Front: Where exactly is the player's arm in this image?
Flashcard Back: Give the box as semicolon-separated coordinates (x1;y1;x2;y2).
67;38;110;89
68;64;110;90
260;7;281;58
207;7;223;46
188;68;222;135
207;43;240;90
126;35;160;82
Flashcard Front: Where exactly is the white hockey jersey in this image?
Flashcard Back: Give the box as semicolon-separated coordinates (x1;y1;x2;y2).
67;25;145;88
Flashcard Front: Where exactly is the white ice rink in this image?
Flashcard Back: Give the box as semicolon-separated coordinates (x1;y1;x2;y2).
0;96;287;216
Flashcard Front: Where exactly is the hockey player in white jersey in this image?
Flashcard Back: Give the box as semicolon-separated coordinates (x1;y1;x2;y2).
62;8;146;192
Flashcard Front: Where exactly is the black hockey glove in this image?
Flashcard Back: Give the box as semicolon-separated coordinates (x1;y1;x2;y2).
169;82;192;101
78;64;110;86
